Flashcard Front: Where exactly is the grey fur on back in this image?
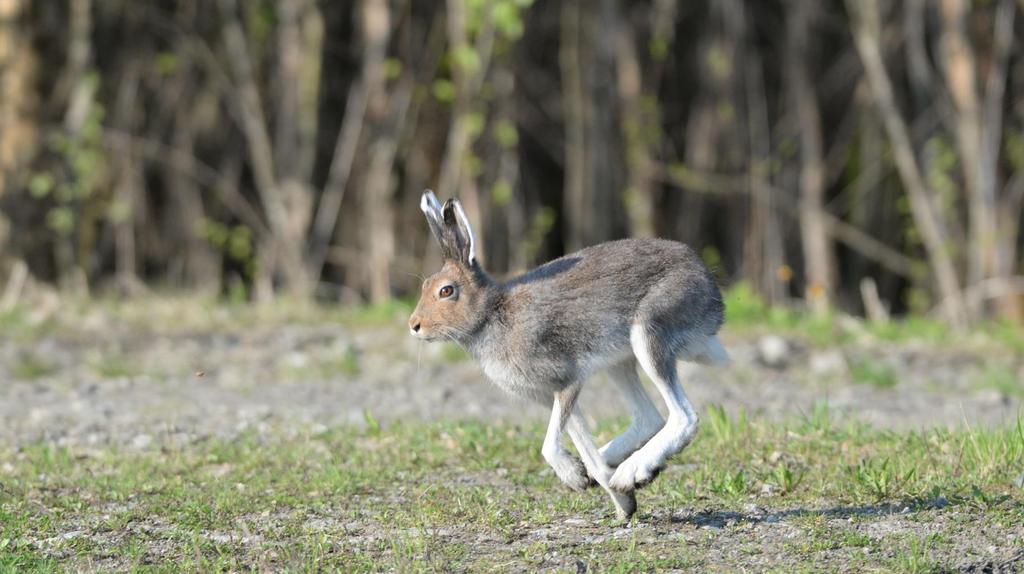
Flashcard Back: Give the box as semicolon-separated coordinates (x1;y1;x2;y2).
469;238;724;402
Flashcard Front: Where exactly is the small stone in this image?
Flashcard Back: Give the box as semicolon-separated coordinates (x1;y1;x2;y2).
977;389;1009;406
131;434;152;449
1013;471;1024;489
809;350;847;376
757;336;790;368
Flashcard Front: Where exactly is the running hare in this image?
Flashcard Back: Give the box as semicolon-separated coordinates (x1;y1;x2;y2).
409;190;727;520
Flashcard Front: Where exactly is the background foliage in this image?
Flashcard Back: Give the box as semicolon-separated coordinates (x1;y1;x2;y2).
1;0;1023;326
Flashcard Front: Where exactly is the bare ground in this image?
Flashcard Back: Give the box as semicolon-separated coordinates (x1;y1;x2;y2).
1;320;1020;449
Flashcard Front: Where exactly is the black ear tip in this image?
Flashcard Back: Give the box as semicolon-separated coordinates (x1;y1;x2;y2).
441;199;457;222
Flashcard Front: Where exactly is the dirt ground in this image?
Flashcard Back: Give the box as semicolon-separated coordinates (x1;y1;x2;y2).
1;320;1020;450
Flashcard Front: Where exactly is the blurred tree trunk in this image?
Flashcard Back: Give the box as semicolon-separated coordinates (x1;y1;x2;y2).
358;0;400;303
935;0;1019;320
0;0;38;257
219;0;311;297
982;0;1019;321
561;0;586;252
786;0;832;314
111;62;141;291
57;0;94;290
745;55;786;304
561;0;625;251
939;0;986;289
309;0;358;286
616;13;655;238
586;0;626;244
438;0;491;266
849;0;968;327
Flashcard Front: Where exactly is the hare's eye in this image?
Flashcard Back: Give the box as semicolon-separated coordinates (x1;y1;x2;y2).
438;285;455;298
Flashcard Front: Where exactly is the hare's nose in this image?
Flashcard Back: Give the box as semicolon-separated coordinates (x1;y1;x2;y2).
409;316;422;334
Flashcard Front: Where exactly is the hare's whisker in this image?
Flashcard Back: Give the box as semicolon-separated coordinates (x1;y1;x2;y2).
416;338;423;382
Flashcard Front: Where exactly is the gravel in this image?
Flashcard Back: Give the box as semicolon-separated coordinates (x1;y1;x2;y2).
1;322;1019;449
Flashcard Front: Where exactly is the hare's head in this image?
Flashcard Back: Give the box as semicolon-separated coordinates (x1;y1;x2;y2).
409;191;492;343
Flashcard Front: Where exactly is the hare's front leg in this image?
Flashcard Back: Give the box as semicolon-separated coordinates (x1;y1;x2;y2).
562;397;638;521
544;384;637;520
541;384;593;491
599;359;664;467
610;325;701;493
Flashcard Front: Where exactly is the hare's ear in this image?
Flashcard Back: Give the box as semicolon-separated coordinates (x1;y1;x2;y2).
420;189;448;248
442;199;477;266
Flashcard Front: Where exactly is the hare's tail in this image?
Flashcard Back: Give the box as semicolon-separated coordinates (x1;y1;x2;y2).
682;335;730;366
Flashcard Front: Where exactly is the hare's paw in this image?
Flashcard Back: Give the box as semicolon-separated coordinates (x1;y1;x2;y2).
612;490;638;522
609;457;663;493
550;454;595;491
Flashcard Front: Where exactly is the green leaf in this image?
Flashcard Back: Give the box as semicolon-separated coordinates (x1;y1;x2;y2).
494;120;518;148
649;37;669;61
492;180;513;206
107;199;132;223
155;52;179;76
432;79;456;103
28;173;54;198
492;1;524;39
384;58;403;80
465;111;486;139
46;206;75;235
452;45;481;74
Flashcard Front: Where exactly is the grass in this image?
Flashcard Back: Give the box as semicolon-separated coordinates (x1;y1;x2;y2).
10;353;58;380
848;359;899;388
86;351;141;379
973;363;1023;397
2;410;1021;572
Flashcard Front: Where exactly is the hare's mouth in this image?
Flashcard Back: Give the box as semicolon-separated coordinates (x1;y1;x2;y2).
409;329;437;341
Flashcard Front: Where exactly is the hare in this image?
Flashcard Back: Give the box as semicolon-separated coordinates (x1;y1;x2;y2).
409;190;728;520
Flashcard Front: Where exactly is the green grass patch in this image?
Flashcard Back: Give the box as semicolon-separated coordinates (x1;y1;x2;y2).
10;353;58;380
724;281;845;345
2;412;1021;571
848;359;899;388
724;281;1023;352
86;351;141;379
973;363;1022;397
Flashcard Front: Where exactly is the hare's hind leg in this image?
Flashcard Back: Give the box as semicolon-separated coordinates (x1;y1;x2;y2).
541;384;593;491
599;359;664;467
609;324;700;493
